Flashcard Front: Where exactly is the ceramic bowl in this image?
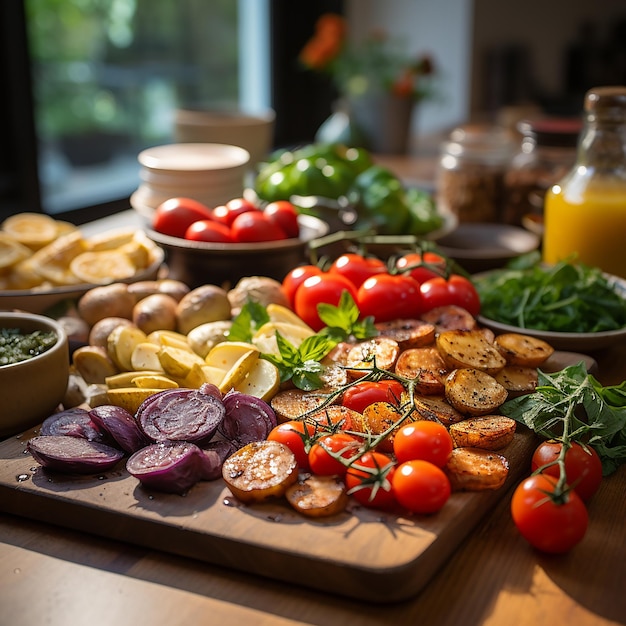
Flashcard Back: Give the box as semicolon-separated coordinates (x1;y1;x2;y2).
146;214;329;289
435;222;540;273
0;312;69;437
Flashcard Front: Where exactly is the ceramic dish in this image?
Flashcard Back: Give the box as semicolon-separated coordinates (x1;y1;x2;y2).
477;271;626;352
435;222;540;273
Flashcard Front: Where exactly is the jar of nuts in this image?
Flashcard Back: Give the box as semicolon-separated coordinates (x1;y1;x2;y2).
436;125;515;223
502;117;580;226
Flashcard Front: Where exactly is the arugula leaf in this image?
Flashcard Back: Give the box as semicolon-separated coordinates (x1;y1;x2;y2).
500;362;626;475
261;332;337;391
317;290;378;342
228;300;270;343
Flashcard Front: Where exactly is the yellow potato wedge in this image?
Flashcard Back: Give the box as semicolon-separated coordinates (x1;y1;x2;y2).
494;333;555;367
252;321;315;354
218;350;260;393
436;329;506;375
285;474;348;518
444;447;510;491
130;342;165;372
147;330;192;352
158;345;206;379
107;325;148;371
204;341;260;370
131;374;179;389
105;370;163;389
444;368;508;415
449;415;517;450
234;357;280;401
72;345;119;384
106;387;163;414
266;303;314;330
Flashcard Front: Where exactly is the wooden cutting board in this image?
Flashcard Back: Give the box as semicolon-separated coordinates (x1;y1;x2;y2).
0;352;595;603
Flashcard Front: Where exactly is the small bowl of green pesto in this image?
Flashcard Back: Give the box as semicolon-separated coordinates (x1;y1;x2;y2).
0;312;69;437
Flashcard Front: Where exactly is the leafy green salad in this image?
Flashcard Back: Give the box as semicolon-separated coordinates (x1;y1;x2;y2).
474;255;626;333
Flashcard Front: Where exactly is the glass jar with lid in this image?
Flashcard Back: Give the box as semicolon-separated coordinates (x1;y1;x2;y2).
436;124;515;223
503;117;581;226
543;86;626;278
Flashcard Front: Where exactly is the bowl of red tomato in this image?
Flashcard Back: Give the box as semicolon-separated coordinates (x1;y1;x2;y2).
144;196;329;288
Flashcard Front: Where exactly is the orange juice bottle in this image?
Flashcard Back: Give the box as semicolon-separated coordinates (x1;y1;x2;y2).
543;86;626;278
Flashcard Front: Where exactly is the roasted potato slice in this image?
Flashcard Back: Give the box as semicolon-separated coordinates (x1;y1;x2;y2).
394;346;448;395
72;345;119;384
285;473;348;518
360;401;404;453
222;440;298;503
494;333;555;367
270;389;333;422
444;368;508;415
494;365;538;396
345;337;400;378
420;305;477;334
411;394;466;426
448;415;516;450
444;447;510;491
374;319;436;349
436;329;506;375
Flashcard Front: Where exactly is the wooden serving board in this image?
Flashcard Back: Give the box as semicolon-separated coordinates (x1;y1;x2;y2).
0;352;595;604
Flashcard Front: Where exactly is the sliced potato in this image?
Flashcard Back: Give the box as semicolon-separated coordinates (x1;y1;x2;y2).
222;440;298;503
444;447;510;491
252;321;314;355
234;357;280;401
130;342;165;372
107;325;148;371
345;337;400;378
158;346;205;379
70;250;137;284
494;333;555;367
411;394;466;426
0;233;31;270
420;305;477;334
218;350;260;394
72;345;119;384
2;212;59;248
266;303;314;330
147;329;191;352
436;329;506;375
106;387;162;414
131;374;179;389
494;365;538;396
204;341;260;370
105;370;163;389
360;401;404;453
270;389;332;423
444;368;508;415
285;473;348;518
394;346;448;395
449;415;516;450
374;319;436;349
186;321;232;358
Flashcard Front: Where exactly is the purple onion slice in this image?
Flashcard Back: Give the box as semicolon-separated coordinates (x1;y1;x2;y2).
136;386;225;444
126;441;222;494
40;408;106;442
27;435;125;474
88;405;150;453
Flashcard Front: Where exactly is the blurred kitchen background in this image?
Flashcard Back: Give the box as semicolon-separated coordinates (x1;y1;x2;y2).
1;0;625;223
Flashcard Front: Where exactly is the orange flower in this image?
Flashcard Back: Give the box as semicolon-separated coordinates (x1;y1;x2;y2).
299;13;346;71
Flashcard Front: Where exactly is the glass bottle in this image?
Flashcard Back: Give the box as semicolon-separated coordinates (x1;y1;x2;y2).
543;86;626;278
503;117;580;226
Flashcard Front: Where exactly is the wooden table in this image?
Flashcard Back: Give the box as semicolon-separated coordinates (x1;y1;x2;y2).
2;342;625;626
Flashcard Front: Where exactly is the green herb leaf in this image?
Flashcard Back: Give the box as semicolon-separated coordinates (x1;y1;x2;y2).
228;300;270;343
317;290;379;341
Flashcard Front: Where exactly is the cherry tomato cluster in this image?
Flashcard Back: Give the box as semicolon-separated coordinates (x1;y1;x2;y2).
510;440;603;553
152;196;300;243
282;252;481;331
268;406;454;515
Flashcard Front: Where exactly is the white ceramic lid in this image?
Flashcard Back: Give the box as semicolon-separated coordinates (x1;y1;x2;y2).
138;143;250;172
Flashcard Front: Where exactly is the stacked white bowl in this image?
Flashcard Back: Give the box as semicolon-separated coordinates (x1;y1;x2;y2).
130;143;250;220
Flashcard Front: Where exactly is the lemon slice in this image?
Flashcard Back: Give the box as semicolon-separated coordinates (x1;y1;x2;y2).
2;212;59;248
70;250;137;284
0;233;31;271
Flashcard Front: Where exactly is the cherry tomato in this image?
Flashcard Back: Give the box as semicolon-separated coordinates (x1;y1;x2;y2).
511;474;588;554
328;253;387;289
308;432;361;476
152;197;214;238
419;274;481;317
230;210;288;242
294;273;358;331
282;265;323;308
393;421;454;468
357;273;423;322
391;459;451;514
212;197;259;226
184;219;234;243
341;380;405;414
531;440;603;501
267;420;316;470
395;252;447;284
264;201;300;238
345;451;397;510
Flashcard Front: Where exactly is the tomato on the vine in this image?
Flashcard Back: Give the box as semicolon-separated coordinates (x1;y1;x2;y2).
531;440;603;501
419;274;481;317
345;451;397;510
395;252;447;285
152;197;214;238
341;380;405;414
282;265;323;308
267;420;316;471
328;253;387;289
357;273;423;322
309;432;361;476
184;219;234;243
294;273;358;331
230;210;288;243
393;421;454;468
510;474;588;554
391;459;451;514
264;200;300;238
